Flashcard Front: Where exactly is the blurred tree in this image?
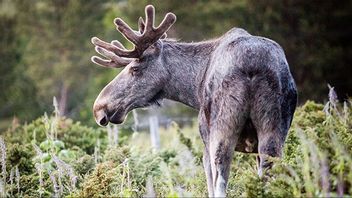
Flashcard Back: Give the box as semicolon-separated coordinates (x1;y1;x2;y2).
0;0;40;121
243;0;352;101
14;0;108;116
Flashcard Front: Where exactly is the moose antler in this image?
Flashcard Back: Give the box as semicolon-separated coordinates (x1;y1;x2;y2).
92;40;132;68
91;5;176;68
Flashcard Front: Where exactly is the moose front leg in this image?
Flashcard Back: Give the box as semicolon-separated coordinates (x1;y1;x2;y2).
207;89;248;197
208;116;246;196
209;128;238;197
199;109;214;197
203;148;214;197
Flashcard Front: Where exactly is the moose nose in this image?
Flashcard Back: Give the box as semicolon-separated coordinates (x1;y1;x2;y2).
94;108;109;126
98;114;109;126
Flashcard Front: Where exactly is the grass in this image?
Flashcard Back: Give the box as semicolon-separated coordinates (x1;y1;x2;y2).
0;92;351;197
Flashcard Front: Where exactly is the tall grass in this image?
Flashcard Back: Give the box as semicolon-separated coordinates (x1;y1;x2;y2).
0;137;6;197
0;91;351;197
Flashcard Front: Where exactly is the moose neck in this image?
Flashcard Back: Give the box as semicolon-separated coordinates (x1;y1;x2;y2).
161;40;217;110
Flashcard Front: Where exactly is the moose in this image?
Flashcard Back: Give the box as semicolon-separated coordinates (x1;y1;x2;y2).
91;5;297;197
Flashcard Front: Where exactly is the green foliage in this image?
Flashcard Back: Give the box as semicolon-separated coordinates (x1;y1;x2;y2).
77;146;176;197
0;0;40;121
0;0;109;122
173;122;202;164
1;109;108;197
6;144;35;175
4;114;107;155
1;95;352;197
77;161;119;197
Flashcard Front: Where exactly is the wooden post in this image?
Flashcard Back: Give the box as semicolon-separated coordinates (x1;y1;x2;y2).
149;116;160;150
107;124;119;146
112;125;119;146
132;109;139;132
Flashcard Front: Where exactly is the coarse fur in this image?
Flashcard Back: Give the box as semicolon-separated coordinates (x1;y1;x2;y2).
92;10;297;197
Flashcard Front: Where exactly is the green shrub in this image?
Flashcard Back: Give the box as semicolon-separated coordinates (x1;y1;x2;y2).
230;99;352;197
1;98;351;197
77;161;119;197
4;115;107;155
1;112;108;197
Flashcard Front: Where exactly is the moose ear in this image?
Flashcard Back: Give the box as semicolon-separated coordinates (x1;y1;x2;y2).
143;41;162;56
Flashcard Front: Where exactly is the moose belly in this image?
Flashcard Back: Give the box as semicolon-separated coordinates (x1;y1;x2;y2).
235;119;258;153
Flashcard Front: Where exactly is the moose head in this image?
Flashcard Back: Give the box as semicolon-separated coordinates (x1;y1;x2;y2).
91;5;176;126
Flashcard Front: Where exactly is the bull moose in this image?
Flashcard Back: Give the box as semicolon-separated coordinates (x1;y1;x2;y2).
91;5;297;197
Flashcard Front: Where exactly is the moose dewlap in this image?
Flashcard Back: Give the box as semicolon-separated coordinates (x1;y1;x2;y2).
91;5;297;197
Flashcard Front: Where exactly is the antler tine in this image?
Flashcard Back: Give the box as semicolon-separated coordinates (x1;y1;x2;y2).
143;5;176;41
114;18;140;45
155;12;176;35
91;56;120;68
144;5;155;31
111;40;126;49
139;13;168;39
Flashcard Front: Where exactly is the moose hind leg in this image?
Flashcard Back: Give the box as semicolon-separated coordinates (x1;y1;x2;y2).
199;108;214;197
254;105;285;176
253;82;297;176
251;91;287;176
256;129;284;176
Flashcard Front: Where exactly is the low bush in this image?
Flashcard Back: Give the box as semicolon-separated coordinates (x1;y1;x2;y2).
0;94;351;197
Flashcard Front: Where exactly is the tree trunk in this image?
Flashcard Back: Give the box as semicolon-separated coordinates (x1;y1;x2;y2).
58;84;68;116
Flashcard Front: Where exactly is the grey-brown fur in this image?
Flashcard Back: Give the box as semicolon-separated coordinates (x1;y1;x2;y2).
92;7;297;197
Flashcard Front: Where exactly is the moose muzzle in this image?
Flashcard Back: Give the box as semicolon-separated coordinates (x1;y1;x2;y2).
93;105;109;126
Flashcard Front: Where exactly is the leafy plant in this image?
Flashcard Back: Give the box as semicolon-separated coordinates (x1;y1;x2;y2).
1;92;351;197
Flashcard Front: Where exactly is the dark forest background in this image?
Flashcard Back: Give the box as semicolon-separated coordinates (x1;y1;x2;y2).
1;0;351;127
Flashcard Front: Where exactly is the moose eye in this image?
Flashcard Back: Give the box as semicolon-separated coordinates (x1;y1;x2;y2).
138;57;146;62
130;66;140;76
